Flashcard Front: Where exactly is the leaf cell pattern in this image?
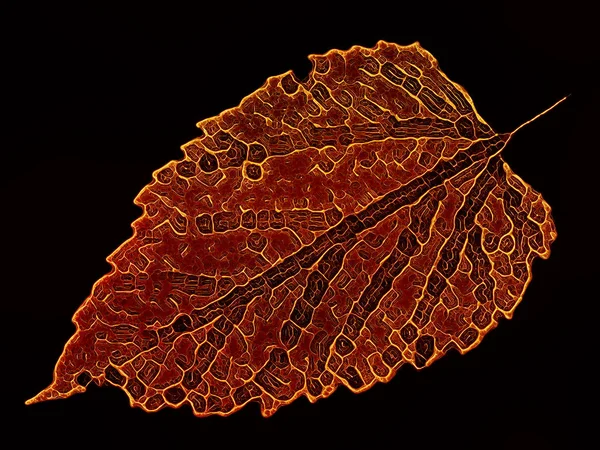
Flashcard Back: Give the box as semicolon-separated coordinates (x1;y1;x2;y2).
27;41;557;417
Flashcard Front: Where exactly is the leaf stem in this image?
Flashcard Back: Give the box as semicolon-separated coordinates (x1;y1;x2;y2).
509;95;570;138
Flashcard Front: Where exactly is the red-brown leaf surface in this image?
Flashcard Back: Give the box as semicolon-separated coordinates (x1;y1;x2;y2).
27;41;557;417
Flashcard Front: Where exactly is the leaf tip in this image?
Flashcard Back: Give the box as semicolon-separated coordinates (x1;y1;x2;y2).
25;387;51;405
26;379;85;406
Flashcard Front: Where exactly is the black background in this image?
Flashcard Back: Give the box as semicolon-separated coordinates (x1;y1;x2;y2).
5;2;595;448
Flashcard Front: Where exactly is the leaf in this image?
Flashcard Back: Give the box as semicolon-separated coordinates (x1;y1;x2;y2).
26;41;559;417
